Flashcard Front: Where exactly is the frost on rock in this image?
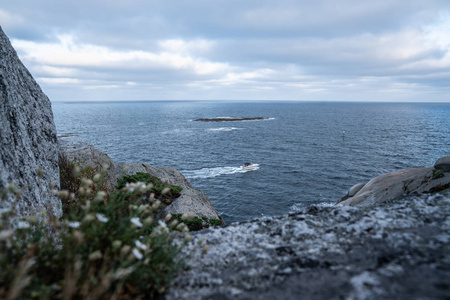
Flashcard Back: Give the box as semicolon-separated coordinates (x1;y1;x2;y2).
167;191;450;300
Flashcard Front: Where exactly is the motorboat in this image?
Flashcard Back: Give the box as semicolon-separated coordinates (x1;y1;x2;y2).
241;162;260;170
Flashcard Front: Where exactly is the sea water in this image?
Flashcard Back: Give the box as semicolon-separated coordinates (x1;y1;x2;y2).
52;101;450;224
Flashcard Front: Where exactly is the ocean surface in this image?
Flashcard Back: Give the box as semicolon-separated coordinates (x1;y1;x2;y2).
52;101;450;224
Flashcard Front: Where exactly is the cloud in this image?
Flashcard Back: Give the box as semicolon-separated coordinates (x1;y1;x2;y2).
1;0;450;101
12;34;231;78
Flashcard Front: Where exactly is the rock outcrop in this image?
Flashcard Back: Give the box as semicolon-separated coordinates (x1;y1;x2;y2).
58;139;222;221
58;139;116;190
435;156;450;172
114;163;222;220
0;26;61;220
338;156;450;206
167;191;450;300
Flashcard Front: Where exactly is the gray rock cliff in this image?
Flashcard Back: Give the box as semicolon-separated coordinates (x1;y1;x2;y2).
0;26;61;219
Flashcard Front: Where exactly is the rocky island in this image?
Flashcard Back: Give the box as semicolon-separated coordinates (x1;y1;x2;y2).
193;117;269;122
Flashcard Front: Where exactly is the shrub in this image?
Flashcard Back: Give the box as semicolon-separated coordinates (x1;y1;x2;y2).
432;169;444;179
0;168;197;299
209;219;222;226
171;214;222;231
59;153;111;216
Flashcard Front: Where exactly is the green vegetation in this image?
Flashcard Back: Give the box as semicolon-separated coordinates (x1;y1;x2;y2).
0;162;202;299
116;172;182;204
172;214;223;231
209;218;222;226
59;153;111;215
432;169;444;179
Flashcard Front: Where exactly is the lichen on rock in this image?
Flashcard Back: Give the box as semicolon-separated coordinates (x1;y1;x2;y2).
0;26;61;221
167;191;450;300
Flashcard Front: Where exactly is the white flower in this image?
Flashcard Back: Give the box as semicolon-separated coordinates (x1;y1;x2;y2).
132;248;143;260
125;183;136;192
17;221;30;229
68;221;81;228
136;182;147;190
0;230;14;241
125;182;147;193
158;220;169;233
135;240;148;251
96;213;109;223
130;217;143;227
89;250;102;260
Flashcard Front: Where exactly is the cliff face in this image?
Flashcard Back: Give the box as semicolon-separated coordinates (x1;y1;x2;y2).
0;26;61;219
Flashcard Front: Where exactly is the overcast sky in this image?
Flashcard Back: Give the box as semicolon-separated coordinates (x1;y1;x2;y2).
1;0;450;102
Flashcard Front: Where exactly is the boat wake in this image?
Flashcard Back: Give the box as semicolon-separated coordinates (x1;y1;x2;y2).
209;127;241;132
182;165;259;179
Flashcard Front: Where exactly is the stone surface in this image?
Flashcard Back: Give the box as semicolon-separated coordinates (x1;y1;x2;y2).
338;166;450;206
193;117;269;122
58;139;116;190
115;163;222;220
167;191;450;300
58;139;222;221
435;156;450;172
0;26;61;219
348;182;366;197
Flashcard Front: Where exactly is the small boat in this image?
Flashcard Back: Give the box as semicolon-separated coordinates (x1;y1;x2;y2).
241;162;260;170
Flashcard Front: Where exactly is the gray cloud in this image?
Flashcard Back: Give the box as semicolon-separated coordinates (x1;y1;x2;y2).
1;0;449;101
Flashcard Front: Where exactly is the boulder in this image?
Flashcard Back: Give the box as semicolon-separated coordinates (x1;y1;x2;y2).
115;163;222;220
338;163;450;207
58;139;222;221
347;182;366;197
0;26;61;220
434;156;450;172
58;139;116;190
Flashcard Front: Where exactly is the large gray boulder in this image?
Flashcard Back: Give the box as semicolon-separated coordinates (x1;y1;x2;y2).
58;139;222;221
338;159;450;206
0;26;61;219
58;139;116;190
435;156;450;172
114;163;222;220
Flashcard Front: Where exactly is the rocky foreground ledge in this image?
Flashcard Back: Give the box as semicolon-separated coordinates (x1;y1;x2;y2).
167;191;450;300
167;157;450;299
193;117;269;122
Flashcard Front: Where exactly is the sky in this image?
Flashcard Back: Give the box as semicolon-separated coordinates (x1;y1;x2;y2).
1;0;450;102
